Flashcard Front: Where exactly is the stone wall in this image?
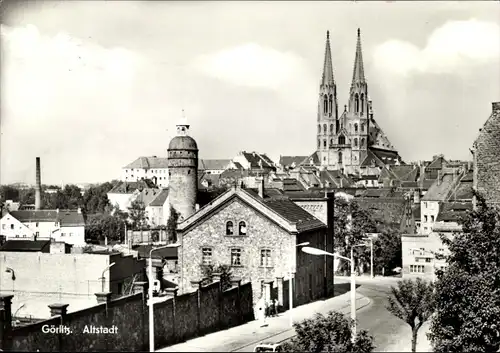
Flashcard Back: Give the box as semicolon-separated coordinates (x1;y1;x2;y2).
0;279;254;352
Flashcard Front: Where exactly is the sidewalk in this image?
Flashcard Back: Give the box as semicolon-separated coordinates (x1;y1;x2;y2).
157;286;371;352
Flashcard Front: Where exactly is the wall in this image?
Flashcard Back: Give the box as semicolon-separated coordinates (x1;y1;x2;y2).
1;279;254;352
293;200;327;225
180;198;294;304
0;215;35;240
56;225;85;245
109;253;146;295
420;200;440;234
474;102;500;207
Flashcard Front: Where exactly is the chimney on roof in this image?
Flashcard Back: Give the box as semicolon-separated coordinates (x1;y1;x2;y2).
492;101;500;113
257;177;265;198
35;157;42;210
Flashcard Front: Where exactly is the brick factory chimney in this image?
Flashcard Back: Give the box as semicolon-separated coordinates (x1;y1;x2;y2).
35;157;42;210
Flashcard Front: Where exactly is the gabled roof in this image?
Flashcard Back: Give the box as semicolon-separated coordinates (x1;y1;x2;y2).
421;174;458;201
282;178;306;192
178;187;325;234
108;180;158;194
124;157;169;169
199;159;231;170
149;189;169;207
279;156;308;167
298;152;321;167
200;173;221;188
390;165;419;182
8;210;85;226
370;147;402;166
360;149;385;168
229;161;244;170
136;188;163;207
240;152;275;169
436;201;473;222
426;155;447;170
0;240;51;252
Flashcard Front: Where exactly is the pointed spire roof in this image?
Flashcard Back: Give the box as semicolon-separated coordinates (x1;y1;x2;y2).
321;30;335;86
351;28;366;86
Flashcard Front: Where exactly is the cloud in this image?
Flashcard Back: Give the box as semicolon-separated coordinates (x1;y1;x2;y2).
191;43;307;89
373;19;500;75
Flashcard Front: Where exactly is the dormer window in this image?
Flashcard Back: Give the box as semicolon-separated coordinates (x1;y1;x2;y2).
238;221;247;235
226;221;234;235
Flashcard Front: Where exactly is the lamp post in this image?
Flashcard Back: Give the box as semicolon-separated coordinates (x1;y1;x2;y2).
289;241;310;327
302;246;358;342
5;267;16;292
149;244;180;352
100;263;115;292
409;248;437;282
365;233;380;279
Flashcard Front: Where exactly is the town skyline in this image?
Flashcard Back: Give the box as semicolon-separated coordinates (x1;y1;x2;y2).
1;1;499;184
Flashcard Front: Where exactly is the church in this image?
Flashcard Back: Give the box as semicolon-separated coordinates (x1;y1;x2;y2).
297;29;403;176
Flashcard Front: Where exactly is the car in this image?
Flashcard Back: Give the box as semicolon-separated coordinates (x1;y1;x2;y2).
253;343;283;352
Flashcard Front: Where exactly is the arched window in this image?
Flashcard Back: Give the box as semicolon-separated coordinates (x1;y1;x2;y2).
328;94;333;116
354;138;358;147
336;120;340;132
338;152;343;164
361;123;365;132
330;124;333;133
323;124;327;134
318;139;321;148
361;138;365;147
323;95;328;114
226;221;234;235
354;123;358;133
238;221;247;235
339;135;345;145
354;93;359;113
360;93;365;114
318;124;321;133
323;140;327;148
330;139;333;147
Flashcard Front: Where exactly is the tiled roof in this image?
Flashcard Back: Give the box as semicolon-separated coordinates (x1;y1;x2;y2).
421;174;457;201
426;155;447;170
461;171;473;182
284;190;326;199
241;152;275;169
370;147;402;166
245;188;286;200
262;198;325;232
357;198;407;227
197;188;228;208
124;157;169;169
0;240;51;252
230;162;244;170
149;189;169;207
199;159;231;170
9;210;85;226
412;204;421;220
450;181;473;201
200;173;221;188
298;152;321;167
136;188;163;207
279;156;308;167
360;149;385;167
108;180;158;194
282;178;305;192
390;165;419;181
436;201;473;222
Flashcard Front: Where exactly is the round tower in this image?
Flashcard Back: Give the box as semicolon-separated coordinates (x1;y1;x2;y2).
167;115;198;221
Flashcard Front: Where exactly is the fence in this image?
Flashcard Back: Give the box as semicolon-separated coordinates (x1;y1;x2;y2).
0;277;254;352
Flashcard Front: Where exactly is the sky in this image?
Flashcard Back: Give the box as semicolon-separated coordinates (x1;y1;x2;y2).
1;1;499;185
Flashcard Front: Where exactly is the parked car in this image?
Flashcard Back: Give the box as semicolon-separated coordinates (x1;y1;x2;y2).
254;343;283;352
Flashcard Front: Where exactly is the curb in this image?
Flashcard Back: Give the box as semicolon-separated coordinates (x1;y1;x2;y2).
230;295;372;352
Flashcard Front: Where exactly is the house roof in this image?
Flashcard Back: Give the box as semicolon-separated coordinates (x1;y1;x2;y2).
149;189;169;207
0;240;51;252
298;152;321;167
108;180;158;194
436;201;473;222
199;159;231;170
426;155;447;170
240;152;275;169
279;156;308;167
230;161;244;170
9;210;85;226
421;174;458;201
124;157;169;169
370;147;402;166
199;173;221;188
136;188;164;207
282;178;305;192
390;165;419;182
450;181;474;201
412;204;421;220
356;198;407;227
245;188;286;200
360;149;385;168
178;187;325;234
136;244;178;259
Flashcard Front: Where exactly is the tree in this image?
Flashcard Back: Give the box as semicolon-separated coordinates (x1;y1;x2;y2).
280;310;375;352
85;213;126;244
200;263;233;291
166;205;180;243
368;226;402;276
428;193;500;352
0;185;19;202
128;200;147;229
82;182;114;215
387;278;435;352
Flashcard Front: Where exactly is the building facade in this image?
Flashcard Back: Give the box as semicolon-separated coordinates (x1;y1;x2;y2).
122;156;170;188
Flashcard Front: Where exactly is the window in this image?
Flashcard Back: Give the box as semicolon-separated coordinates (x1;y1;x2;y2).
226;221;234;235
424;227;428;231
425;258;431;263
10;224;14;230
318;124;321;133
69;233;73;237
202;247;213;265
431;215;435;222
361;138;365;147
424;215;428;222
118;282;123;294
317;139;320;148
354;94;359;112
330;124;333;133
15;234;19;238
35;222;39;227
238;221;247;235
360;93;365;114
260;249;272;267
330;139;333;147
354;123;358;133
410;265;425;273
338;136;345;145
328;95;333;116
354;138;358;147
323;140;326;148
323;95;328;114
323;124;327;134
361;123;365;132
35;231;39;237
23;234;26;238
231;248;242;266
61;233;65;237
338;152;343;164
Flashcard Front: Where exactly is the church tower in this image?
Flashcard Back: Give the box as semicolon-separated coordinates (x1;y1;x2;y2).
167;112;198;222
316;31;339;167
345;29;369;170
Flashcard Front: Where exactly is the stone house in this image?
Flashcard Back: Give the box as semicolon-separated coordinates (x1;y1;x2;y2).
177;184;332;308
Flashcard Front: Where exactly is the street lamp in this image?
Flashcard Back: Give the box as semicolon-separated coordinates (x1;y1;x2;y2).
100;263;115;292
289;241;310;327
5;267;16;292
302;246;358;342
149;244;180;352
365;233;379;279
409;248;437;282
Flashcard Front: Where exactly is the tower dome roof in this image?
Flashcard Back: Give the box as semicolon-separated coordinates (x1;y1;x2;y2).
168;135;198;150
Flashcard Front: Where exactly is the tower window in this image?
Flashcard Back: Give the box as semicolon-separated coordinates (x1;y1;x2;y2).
328;94;333;117
323;140;327;148
361;93;365;114
361;138;365;147
318;124;321;133
355;93;359;113
336;120;340;132
361;123;365;132
226;221;234;235
354;123;358;133
330;139;333;147
338;152;343;164
338;136;345;145
188;170;190;174
354;138;358;147
323;95;328;114
330;124;333;133
323;124;327;134
318;139;320;148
